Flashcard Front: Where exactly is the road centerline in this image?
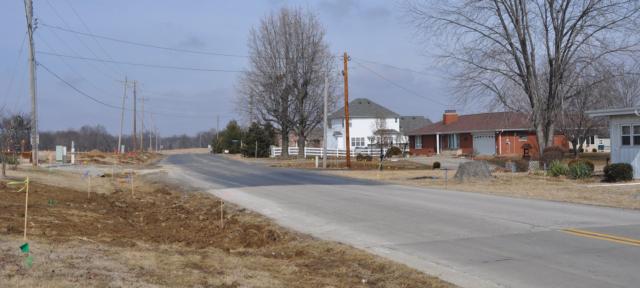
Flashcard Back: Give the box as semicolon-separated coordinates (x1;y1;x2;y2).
561;228;640;247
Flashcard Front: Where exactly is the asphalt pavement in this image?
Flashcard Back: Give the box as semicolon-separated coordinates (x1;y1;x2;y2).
164;154;640;288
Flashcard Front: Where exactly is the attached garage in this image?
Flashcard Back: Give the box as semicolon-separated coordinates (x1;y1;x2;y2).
473;133;496;155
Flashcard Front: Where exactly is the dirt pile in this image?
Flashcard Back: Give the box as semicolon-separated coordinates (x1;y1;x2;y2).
0;180;287;250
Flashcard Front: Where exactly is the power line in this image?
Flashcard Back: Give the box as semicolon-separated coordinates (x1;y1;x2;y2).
38;62;233;119
352;59;448;107
43;0;123;78
4;32;27;108
39;22;340;61
39;22;119;82
63;0;126;74
36;34;118;96
40;22;249;59
351;56;443;78
37;51;247;73
38;62;121;109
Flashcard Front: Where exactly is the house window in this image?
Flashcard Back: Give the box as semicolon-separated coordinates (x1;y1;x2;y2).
518;132;528;141
342;119;345;128
351;137;365;148
395;118;398;123
415;136;422;149
590;136;595;145
448;134;459;149
634;126;640;146
622;125;631;146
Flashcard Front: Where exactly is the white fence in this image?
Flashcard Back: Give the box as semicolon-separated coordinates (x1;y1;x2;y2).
270;146;384;158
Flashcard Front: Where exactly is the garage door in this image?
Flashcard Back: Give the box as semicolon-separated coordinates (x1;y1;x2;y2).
473;133;496;155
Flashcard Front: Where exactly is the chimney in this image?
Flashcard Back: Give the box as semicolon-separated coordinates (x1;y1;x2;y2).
443;110;458;125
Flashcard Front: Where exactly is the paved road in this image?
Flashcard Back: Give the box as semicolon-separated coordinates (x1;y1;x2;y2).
165;154;640;288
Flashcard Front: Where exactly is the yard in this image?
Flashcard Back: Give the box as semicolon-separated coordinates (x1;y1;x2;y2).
321;152;640;210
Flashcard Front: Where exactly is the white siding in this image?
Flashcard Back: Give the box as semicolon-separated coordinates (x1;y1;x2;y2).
325;117;401;150
609;115;640;179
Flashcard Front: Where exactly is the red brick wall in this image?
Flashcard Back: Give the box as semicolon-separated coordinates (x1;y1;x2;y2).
459;133;473;155
410;135;437;156
496;131;569;157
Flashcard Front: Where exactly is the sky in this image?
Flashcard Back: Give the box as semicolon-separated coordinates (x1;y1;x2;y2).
0;0;469;136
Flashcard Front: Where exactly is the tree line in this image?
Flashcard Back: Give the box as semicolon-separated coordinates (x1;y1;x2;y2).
0;112;218;153
212;120;276;158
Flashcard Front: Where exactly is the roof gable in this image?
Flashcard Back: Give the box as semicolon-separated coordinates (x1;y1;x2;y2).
329;98;400;119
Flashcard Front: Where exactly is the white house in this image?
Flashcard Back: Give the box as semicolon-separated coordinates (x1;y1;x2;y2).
325;98;430;151
569;135;611;153
587;107;640;178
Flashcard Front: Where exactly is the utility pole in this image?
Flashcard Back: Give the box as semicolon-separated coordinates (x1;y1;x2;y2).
25;0;38;166
342;52;351;168
323;75;328;169
140;97;145;152
215;115;220;153
132;80;137;152
118;76;127;154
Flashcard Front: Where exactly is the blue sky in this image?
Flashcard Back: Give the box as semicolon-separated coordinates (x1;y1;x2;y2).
1;0;465;135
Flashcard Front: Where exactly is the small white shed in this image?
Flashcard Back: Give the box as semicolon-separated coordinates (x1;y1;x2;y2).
587;107;640;179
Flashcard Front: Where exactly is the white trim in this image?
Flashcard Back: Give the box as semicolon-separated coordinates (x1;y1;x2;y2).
587;107;640;117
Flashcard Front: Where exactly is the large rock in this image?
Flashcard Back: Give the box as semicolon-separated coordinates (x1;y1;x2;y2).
454;161;492;182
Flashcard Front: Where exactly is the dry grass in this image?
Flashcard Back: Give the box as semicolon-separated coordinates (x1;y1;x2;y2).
323;169;640;210
235;155;431;170
0;168;451;288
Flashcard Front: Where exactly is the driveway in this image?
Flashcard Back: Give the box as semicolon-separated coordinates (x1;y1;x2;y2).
164;154;640;288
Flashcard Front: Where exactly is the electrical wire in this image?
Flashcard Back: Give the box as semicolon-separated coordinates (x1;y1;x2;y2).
39;22;340;61
40;22;250;59
38;62;231;119
63;0;127;73
351;56;443;78
4;32;28;108
43;0;123;78
352;59;448;106
37;34;118;96
37;51;247;73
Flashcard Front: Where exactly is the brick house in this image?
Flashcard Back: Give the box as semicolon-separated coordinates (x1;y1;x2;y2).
408;110;569;157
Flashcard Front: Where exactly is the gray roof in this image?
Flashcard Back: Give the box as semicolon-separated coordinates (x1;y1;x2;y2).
329;98;400;119
399;116;432;134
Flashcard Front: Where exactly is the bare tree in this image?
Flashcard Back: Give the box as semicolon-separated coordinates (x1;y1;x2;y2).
407;0;640;153
237;7;336;157
0;113;31;176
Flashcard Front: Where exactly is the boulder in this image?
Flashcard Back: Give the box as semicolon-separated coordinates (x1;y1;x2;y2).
454;161;492;182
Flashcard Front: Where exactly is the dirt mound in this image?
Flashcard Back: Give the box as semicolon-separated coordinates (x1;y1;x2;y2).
0;180;289;250
454;161;492;182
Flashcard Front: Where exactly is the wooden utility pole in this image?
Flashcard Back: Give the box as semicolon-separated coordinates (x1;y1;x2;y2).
140;97;145;152
25;0;38;166
132;81;137;151
323;75;328;169
342;52;351;168
118;77;127;154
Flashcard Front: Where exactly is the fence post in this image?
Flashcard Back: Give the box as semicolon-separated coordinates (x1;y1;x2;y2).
304;147;307;158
